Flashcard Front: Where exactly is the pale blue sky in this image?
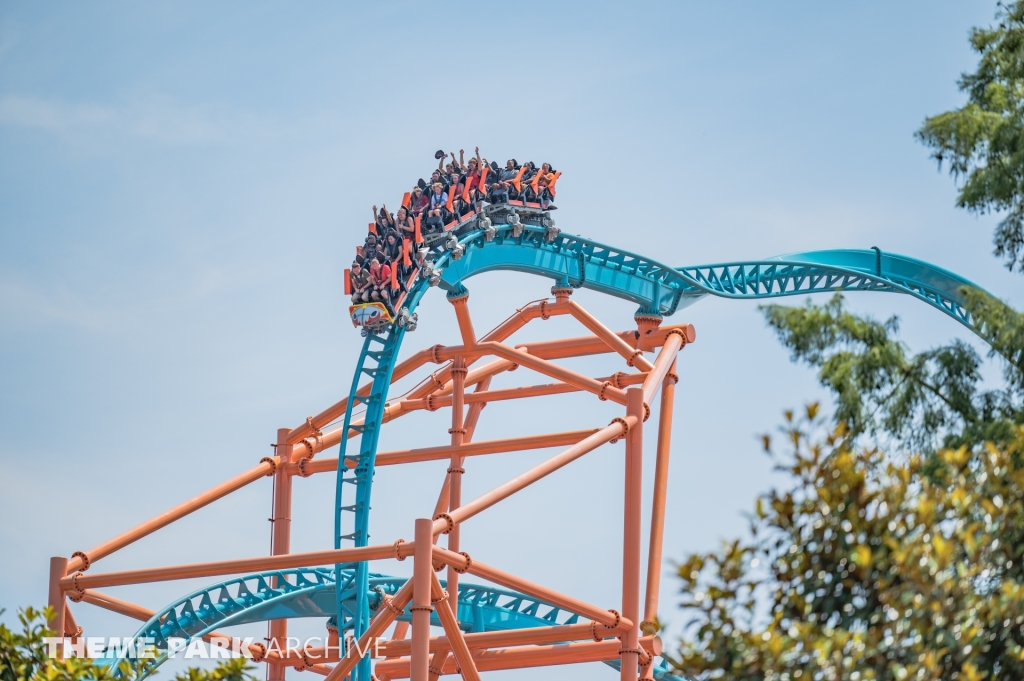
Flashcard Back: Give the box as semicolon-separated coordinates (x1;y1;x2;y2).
2;2;1020;679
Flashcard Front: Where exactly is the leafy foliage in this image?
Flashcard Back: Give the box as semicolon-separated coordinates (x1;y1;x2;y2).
0;608;255;681
916;1;1024;271
0;607;126;681
760;293;1024;453
671;407;1024;680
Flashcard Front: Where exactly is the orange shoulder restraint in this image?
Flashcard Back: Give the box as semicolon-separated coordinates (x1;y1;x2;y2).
344;268;352;295
512;165;527;192
547;171;562;197
414;215;422;243
401;191;411;208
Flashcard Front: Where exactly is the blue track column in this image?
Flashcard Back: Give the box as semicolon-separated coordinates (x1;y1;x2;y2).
334;323;409;680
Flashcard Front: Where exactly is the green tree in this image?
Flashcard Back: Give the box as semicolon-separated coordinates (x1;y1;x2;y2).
759;291;1024;455
916;1;1024;272
671;3;1024;677
0;608;256;681
671;408;1024;680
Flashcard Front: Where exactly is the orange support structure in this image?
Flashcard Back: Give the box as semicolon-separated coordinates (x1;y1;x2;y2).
621;388;645;681
47;557;67;643
411;518;433;681
375;637;661;678
447;356;467;608
52;291;693;681
644;361;677;629
267;428;294;681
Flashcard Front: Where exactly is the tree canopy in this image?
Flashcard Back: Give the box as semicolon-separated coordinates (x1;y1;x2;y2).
671;3;1024;678
671;408;1024;680
0;608;255;681
917;1;1024;272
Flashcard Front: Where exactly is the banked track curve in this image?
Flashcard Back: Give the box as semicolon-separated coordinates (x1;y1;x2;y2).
115;205;993;681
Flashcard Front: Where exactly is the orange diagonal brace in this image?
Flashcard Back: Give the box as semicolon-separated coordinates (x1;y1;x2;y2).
478;342;627;405
66;457;278;573
432;418;633;534
63;604;82;638
286;348;435;444
322;580;414;681
567;300;655;372
431;546;630;631
429;572;481;681
641;330;686;405
77;589;267;660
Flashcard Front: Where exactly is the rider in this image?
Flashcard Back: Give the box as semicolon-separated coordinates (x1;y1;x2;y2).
486;161;510;204
372;205;393;236
358;233;383;266
368;257;394;313
393;205;416;244
349;261;372;304
408;186;430;217
382;230;412;291
424;182;448;234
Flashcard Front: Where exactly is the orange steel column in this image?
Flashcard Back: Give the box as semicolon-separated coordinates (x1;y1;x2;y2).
643;362;677;631
411;518;434;681
634;313;663;353
449;289;476;348
621;388;645;681
268;428;294;681
48;556;68;645
447;358;467;608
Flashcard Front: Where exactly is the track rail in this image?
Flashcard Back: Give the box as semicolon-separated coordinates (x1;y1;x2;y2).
114;567;684;678
329;207;992;680
107;205;991;681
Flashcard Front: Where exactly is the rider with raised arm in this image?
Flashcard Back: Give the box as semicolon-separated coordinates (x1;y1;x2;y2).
394;205;416;243
372;204;393;236
461;147;484;209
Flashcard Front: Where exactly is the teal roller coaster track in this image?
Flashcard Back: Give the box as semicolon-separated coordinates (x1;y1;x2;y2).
110;204;992;681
